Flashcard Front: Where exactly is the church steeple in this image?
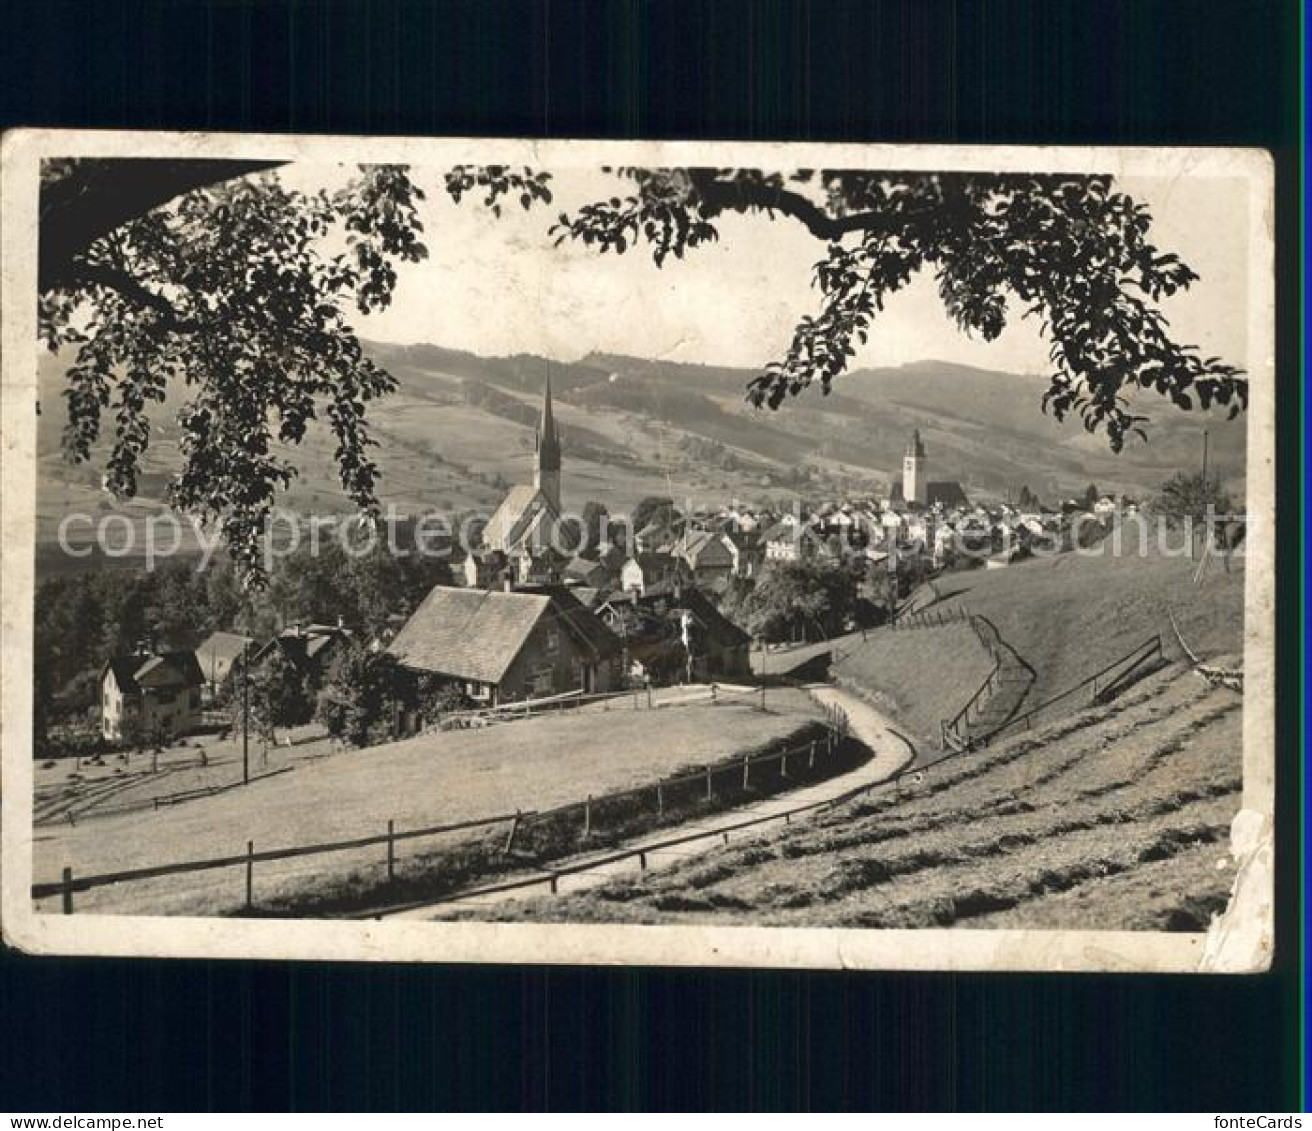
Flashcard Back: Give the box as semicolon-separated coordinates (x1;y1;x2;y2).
534;374;562;511
902;427;928;506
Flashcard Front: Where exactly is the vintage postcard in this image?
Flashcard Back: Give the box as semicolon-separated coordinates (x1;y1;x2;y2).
0;131;1275;970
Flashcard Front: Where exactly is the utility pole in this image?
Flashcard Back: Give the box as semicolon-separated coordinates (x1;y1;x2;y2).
1195;428;1210;562
241;639;250;786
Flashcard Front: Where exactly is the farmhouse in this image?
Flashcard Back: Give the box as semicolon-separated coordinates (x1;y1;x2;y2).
388;585;622;704
599;588;752;684
100;650;204;742
676;530;739;587
251;622;353;689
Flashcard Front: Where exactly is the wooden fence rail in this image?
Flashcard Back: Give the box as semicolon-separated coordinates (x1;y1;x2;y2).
34;714;849;914
983;633;1163;745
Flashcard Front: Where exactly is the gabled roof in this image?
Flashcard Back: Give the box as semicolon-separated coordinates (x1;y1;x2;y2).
104;651;204;695
680;531;736;565
254;626;351;674
484;484;560;551
389;587;551;682
195;632;253;682
388;585;621;684
600;588;749;651
926;481;970;509
677;589;751;650
195;631;252;663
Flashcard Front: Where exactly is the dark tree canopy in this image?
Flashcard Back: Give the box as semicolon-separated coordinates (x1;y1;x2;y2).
1150;471;1234;526
38;159;552;582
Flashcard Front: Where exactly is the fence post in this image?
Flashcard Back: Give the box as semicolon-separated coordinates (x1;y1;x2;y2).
809;739;816;769
656;780;664;816
61;866;74;914
583;796;592;838
742;755;751;791
503;810;522;855
780;748;788;779
705;765;714;801
245;841;254;911
386;819;395;882
647;686;653;709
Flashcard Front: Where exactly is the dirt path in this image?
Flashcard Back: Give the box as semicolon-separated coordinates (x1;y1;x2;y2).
375;682;916;920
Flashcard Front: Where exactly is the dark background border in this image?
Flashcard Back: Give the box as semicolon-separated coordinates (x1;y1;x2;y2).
1;0;1301;1111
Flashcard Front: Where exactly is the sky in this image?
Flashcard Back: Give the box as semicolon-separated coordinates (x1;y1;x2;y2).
281;163;1251;378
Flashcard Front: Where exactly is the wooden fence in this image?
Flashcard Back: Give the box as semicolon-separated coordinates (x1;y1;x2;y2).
939;614;1038;751
33;712;850;915
981;633;1164;746
437;681;768;729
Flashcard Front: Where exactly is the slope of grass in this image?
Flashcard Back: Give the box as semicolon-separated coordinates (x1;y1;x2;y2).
479;664;1244;931
929;543;1245;703
832;624;994;750
34;696;823;915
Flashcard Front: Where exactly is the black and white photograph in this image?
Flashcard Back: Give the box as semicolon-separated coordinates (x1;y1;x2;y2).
0;134;1274;971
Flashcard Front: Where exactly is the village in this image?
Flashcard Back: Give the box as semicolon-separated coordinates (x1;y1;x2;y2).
83;377;1140;754
27;363;1243;929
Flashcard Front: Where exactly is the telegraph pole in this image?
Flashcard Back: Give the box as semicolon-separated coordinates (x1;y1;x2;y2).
1195;428;1210;561
241;639;250;786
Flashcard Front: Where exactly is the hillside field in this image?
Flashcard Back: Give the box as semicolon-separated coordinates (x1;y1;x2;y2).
34;343;1248;557
467;542;1248;931
835;541;1245;745
34;691;823;916
475;663;1243;931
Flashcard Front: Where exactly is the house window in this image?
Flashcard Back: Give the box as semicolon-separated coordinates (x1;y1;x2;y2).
545;628;560;653
531;667;555;696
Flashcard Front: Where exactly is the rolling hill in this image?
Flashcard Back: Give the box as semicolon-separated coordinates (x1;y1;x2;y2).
34;340;1247;554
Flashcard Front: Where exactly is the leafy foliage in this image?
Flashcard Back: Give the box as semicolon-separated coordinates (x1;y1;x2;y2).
315;643;411;748
727;557;860;644
39;161;552;583
248;649;314;740
551;168;1247;452
31;541;454;738
1149;471;1234;526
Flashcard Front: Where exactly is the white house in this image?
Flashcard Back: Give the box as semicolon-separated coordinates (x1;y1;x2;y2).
101;651;204;743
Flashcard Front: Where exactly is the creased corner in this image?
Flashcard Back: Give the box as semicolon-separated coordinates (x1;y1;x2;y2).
1198;808;1273;973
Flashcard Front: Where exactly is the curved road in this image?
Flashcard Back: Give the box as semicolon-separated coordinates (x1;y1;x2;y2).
377;682;916;920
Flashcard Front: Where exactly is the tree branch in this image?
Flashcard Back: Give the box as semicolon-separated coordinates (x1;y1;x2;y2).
39;158;283;292
72;260;202;333
692;174;889;241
